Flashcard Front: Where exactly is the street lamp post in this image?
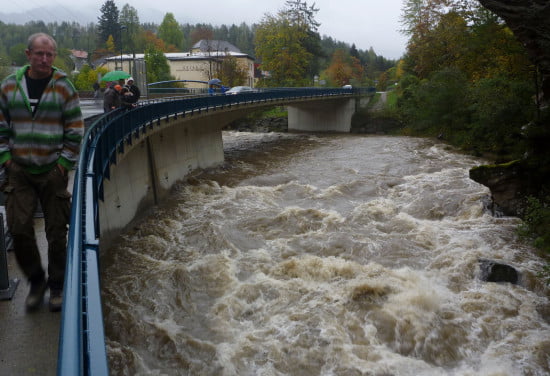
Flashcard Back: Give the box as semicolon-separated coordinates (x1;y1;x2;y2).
119;25;127;71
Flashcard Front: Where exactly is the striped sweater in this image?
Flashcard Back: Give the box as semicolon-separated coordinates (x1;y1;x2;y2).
0;65;84;174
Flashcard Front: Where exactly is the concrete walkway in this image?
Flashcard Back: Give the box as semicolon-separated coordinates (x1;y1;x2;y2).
0;218;60;376
0;108;103;376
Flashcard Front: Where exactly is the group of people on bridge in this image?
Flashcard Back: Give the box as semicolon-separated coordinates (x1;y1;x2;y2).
103;77;141;113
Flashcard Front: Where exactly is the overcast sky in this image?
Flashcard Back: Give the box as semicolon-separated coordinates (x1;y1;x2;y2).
1;0;408;59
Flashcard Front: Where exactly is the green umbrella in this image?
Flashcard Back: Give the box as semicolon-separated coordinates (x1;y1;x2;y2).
100;70;131;82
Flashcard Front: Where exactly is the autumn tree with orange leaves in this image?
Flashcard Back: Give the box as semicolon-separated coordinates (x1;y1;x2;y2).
324;49;365;87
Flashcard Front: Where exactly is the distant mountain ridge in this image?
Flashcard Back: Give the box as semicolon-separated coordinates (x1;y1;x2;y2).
0;5;166;25
0;6;96;25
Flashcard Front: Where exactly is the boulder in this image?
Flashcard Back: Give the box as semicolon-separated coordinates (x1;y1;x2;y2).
469;160;528;216
479;259;520;284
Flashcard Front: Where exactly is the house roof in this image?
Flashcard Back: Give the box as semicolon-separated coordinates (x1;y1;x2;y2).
105;50;253;62
103;40;254;64
165;51;251;60
191;40;241;53
70;49;88;59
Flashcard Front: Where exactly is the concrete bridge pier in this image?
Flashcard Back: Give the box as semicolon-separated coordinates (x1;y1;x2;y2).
287;98;356;132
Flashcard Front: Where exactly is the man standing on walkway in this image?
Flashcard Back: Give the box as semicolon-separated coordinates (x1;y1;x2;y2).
0;33;84;312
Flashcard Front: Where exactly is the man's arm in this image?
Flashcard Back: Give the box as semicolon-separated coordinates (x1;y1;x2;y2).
58;80;84;170
0;81;13;166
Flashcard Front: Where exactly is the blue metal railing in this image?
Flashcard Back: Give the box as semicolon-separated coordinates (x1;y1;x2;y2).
57;87;370;375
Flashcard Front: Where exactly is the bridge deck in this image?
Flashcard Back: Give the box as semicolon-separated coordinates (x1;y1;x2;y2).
0;217;59;376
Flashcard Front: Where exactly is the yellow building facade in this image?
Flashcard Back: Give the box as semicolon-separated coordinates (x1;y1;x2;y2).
103;40;254;89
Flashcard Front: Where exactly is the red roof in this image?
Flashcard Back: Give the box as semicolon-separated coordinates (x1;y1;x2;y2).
70;49;88;59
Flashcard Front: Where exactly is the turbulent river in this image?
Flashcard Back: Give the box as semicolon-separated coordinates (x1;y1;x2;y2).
101;132;550;376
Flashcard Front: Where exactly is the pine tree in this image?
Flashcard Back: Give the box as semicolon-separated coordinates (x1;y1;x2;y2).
158;13;184;50
120;4;141;54
97;0;120;49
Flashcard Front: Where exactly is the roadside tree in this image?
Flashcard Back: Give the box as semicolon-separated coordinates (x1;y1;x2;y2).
120;4;142;56
158;13;184;51
98;0;121;50
255;0;322;87
325;49;352;86
217;54;248;87
145;46;173;83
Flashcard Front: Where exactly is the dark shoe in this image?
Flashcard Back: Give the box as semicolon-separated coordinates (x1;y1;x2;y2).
25;279;47;311
49;288;63;312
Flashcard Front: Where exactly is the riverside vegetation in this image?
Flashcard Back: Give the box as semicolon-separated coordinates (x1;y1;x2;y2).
393;0;550;283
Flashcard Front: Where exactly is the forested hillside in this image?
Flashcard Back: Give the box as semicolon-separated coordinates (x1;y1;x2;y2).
0;1;395;87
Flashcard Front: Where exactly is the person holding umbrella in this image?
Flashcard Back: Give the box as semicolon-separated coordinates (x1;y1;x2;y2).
103;82;121;113
101;71;130;112
101;70;131;83
208;78;221;96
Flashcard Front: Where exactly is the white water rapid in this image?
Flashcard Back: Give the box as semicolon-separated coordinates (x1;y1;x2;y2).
102;133;550;376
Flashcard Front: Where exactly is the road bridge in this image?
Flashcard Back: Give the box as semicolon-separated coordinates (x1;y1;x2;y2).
1;87;373;376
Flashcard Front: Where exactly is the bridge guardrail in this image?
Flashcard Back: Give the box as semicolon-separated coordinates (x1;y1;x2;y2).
57;87;371;375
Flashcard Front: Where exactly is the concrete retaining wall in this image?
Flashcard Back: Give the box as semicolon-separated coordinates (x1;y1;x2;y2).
97;111;245;246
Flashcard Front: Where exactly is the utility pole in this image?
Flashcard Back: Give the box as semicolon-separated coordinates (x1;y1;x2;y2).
119;25;127;71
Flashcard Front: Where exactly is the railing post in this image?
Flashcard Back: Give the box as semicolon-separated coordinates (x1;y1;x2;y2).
0;212;19;300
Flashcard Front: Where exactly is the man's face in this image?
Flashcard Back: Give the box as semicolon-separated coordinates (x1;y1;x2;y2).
25;37;56;79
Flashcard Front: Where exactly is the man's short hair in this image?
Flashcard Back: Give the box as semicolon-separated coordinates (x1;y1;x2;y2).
27;33;57;51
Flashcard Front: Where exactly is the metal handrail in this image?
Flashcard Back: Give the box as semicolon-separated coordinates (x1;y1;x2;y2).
57;87;370;375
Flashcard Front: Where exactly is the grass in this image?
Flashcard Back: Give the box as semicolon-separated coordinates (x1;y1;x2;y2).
386;90;398;111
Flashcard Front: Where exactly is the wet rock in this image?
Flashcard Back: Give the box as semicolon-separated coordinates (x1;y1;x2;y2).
479;259;520;284
469;160;528;216
469;156;550;217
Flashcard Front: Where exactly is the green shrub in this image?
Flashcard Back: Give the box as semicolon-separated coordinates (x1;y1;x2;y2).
518;196;550;283
468;77;535;157
399;67;471;138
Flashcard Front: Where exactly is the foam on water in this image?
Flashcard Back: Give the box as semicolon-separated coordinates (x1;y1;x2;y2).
102;133;550;376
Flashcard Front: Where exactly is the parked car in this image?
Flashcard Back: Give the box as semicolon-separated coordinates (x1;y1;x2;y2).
225;86;254;95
